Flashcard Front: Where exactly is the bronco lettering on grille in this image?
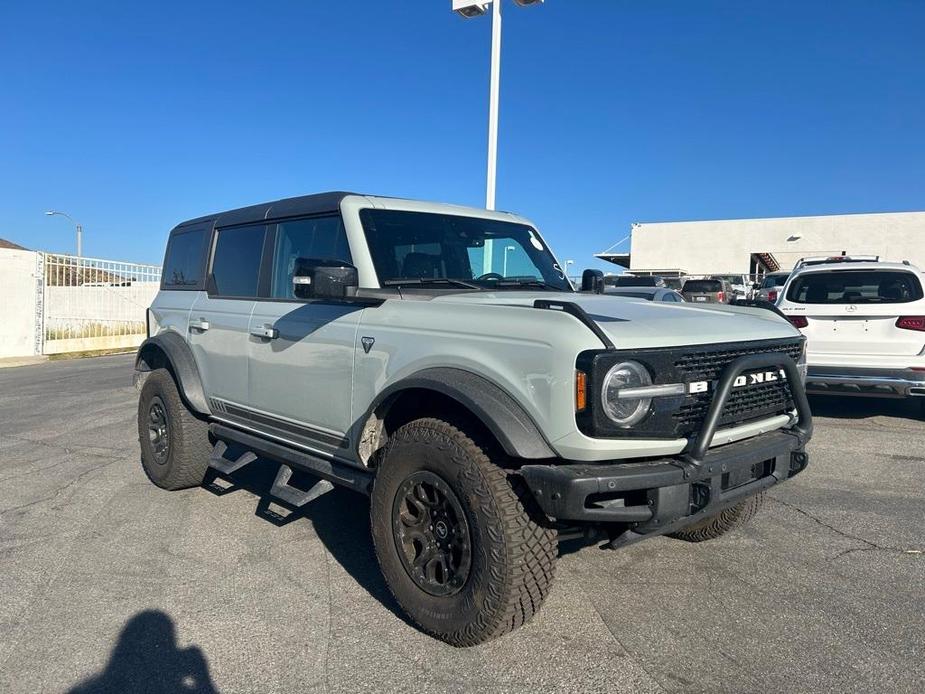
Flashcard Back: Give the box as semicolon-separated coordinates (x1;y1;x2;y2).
688;369;786;394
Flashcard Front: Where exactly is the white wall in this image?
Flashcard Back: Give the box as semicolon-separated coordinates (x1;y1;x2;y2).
45;282;160;325
629;211;925;275
0;249;40;358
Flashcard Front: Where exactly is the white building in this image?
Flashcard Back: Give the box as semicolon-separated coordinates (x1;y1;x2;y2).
597;211;925;276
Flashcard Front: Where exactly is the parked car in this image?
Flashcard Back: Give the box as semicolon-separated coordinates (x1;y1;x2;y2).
607;275;665;287
756;272;790;303
135;192;812;646
659;276;685;291
605;286;685;302
777;256;925;409
682;278;733;303
712;274;753;300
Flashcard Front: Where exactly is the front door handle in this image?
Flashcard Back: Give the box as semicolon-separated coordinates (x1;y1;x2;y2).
250;325;279;340
190;319;210;331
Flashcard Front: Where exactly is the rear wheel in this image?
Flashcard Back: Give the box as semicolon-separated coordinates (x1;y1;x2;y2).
668;492;765;542
137;368;211;490
370;418;557;646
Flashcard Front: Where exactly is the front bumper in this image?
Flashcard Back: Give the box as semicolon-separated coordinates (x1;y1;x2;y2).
806;365;925;398
521;351;814;548
521;429;808;541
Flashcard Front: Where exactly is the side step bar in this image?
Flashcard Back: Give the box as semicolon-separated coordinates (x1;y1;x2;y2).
271;466;334;508
209;440;257;475
209;423;374;497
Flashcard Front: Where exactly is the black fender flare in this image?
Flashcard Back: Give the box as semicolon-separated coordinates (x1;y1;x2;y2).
366;367;557;460
134;331;211;416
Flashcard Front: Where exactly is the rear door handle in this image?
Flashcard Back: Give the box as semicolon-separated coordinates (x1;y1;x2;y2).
190;319;210;331
250;325;279;340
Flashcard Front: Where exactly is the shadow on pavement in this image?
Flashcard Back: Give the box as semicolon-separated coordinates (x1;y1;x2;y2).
67;610;217;694
808;394;924;420
202;458;414;629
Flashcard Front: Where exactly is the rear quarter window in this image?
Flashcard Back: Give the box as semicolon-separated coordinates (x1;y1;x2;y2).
786;270;924;304
162;228;210;290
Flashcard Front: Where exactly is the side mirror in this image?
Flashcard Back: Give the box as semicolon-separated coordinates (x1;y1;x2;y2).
580;269;605;294
292;258;359;299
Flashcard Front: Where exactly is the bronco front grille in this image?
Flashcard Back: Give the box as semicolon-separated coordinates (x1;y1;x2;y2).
575;337;805;440
674;341;804;382
673;340;803;434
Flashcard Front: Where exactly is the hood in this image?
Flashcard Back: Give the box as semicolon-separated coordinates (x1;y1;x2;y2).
429;291;800;349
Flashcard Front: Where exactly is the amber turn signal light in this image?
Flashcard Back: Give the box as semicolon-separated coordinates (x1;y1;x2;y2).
575;370;587;412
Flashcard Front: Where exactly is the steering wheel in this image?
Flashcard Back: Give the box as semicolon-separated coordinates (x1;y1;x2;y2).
477;272;504;281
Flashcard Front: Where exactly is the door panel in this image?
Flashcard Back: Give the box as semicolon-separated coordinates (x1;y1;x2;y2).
247;301;364;451
187;294;255;404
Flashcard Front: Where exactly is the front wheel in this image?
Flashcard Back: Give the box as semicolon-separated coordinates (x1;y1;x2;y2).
370;418;557;646
668;492;765;543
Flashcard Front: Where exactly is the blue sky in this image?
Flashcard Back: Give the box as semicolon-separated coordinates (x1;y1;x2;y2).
2;1;923;268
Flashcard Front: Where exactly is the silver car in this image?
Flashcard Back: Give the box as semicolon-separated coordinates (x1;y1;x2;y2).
756;272;790;304
135;192;812;646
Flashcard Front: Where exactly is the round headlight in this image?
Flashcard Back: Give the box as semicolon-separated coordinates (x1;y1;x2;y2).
602;361;653;427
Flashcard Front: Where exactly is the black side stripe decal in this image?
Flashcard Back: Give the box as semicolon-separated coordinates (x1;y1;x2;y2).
215;401;349;449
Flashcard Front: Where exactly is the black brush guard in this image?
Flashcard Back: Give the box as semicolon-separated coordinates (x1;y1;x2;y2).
520;353;813;548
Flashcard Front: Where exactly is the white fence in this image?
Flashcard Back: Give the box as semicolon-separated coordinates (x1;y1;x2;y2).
0;248;162;359
42;254;162;354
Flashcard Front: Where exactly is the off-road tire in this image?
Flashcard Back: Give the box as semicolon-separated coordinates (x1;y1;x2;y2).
137;368;210;490
370;418;557;646
668;492;766;542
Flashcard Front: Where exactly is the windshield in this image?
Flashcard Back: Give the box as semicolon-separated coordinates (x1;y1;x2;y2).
785;270;923;304
762;274;788;288
359;209;572;291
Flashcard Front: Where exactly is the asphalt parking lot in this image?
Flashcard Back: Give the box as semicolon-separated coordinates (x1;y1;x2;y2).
1;354;923;693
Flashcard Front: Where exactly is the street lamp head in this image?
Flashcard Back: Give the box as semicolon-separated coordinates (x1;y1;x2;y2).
513;0;544;5
452;1;490;18
45;210;56;216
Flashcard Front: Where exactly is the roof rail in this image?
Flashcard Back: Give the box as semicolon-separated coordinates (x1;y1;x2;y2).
794;254;879;270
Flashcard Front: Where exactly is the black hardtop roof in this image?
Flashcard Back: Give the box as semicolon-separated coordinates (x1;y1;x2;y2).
173;191;364;232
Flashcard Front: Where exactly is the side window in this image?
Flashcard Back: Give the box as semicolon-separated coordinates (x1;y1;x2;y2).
270;216;351;299
162;228;209;289
210;224;267;298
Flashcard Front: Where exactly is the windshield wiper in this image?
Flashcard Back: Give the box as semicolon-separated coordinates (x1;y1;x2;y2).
382;278;483;290
493;278;569;291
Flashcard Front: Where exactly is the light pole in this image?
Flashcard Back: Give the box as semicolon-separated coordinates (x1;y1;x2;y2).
502;245;516;275
452;0;544;211
45;210;83;258
452;1;544;276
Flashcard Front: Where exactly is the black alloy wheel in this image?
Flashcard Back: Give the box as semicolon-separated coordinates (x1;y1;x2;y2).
392;470;472;596
147;395;170;465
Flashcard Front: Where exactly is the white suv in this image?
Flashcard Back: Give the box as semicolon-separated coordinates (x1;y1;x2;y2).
777;255;925;409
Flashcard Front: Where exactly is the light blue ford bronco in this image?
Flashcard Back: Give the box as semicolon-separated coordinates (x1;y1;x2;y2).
135;192;812;646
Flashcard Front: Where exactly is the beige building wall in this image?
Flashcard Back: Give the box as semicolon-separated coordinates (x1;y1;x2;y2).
629;211;925;275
